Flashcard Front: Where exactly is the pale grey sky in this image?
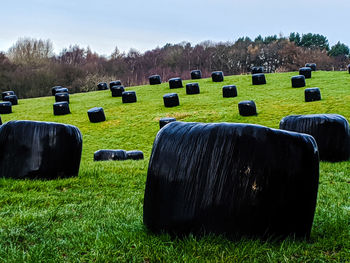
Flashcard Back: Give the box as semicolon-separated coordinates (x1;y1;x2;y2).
1;0;349;56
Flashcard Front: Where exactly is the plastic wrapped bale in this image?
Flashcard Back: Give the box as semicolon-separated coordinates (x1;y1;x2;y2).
163;93;179;107
348;64;350;74
169;78;183;89
97;82;108;90
111;85;125;97
4;95;18;105
223;85;237;98
87;107;106;123
190;70;202;79
280;114;350;161
149;75;162;85
0;120;82;179
55;92;69;103
299;67;312;79
0;102;12;114
122;91;137;103
238;100;257;116
55;88;69;94
53;102;70;115
109;80;122;89
51;86;63;96
291;75;306;88
159;117;176;129
305;88;321;102
186;83;200;95
305;63;316;71
126;150;144;160
251;66;264;74
252;73;266;85
94;149;127;161
2;91;15;100
144;121;319;239
211;71;224;82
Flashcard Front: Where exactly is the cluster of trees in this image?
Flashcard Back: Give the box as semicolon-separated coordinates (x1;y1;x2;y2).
0;34;349;99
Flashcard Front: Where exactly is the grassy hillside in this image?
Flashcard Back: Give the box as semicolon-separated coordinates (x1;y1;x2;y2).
0;71;349;262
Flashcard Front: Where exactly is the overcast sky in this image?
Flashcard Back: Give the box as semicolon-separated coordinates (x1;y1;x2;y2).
1;0;349;56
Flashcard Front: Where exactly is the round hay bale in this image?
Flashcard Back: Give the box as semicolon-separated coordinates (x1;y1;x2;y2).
305;63;316;71
251;66;264;74
2;91;15;100
109;80;122;89
280;114;350;161
186;83;200;95
111;85;125;97
159;117;176;129
53;102;70;115
4;95;18;105
222;85;237;98
51;86;63;96
190;70;202;79
122;91;137;103
55;92;69;103
163;93;179;107
291;75;306;88
0;120;82;179
305;88;321;102
169;78;183;89
55;88;69;94
149;75;162;85
238;100;257;116
94;149;127;161
0;101;12;114
211;71;224;82
348;64;350;74
144;121;319;239
252;73;266;85
299;67;312;79
97;82;108;90
126;150;144;160
87;107;106;123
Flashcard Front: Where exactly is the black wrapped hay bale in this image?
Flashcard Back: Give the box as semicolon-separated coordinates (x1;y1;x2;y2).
144;121;319;239
51;86;63;96
87;107;106;123
305;63;316;71
291;75;306;88
223;85;237;98
299;67;312;79
111;85;125;97
251;66;264;74
211;71;224;82
280;114;350;161
190;70;202;79
109;80;122;88
149;75;162;85
4;95;18;105
305;88;321;102
55;92;69;103
186;83;200;95
169;78;183;89
163;93;179;107
159;117;176;129
53;102;70;115
55;88;69;94
0;120;82;179
126;150;144;160
94;149;127;161
0;102;12;114
252;73;266;85
348;64;350;74
238;100;257;116
122;91;137;103
97;82;108;90
2;91;15;100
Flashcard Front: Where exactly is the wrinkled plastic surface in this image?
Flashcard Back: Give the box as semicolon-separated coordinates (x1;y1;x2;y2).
223;85;237;98
126;150;144;160
51;86;63;96
144;121;319;239
169;78;183;89
238;100;257;116
0;120;82;179
53;102;70;115
291;75;305;88
305;88;321;102
149;75;162;85
97;82;108;90
163;93;179;107
55;92;69;103
109;80;122;89
251;66;264;74
111;86;125;97
252;73;266;85
2;91;14;100
122;91;137;103
280;114;350;161
0;102;12;114
211;71;224;82
159;117;176;129
299;67;312;78
94;149;127;161
4;95;18;105
305;63;316;71
190;70;202;80
87;107;106;123
186;83;200;95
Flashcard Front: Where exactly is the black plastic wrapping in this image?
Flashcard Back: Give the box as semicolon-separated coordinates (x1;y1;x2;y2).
159;117;176;129
97;82;108;90
238;100;257;116
55;88;69;94
55;92;69;103
291;75;306;88
163;93;179;107
144;121;319;239
53;102;70;115
111;86;125;97
122;91;137;103
126;150;144;160
348;64;350;74
0;116;2;125
251;66;264;74
2;91;15;100
4;95;18;105
87;107;106;123
0;120;82;179
280;114;350;161
299;67;312;79
190;70;202;80
51;86;63;96
94;149;127;161
305;63;316;71
211;71;224;82
0;102;12;114
109;80;122;88
169;78;183;89
223;85;237;98
149;75;162;85
186;83;200;95
252;73;266;85
305;88;321;102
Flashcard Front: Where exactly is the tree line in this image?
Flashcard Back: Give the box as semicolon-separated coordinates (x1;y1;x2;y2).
0;33;349;99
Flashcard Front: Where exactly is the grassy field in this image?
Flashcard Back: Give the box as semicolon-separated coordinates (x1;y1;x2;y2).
0;71;349;262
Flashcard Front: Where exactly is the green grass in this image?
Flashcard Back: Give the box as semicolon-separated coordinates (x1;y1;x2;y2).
0;71;349;262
